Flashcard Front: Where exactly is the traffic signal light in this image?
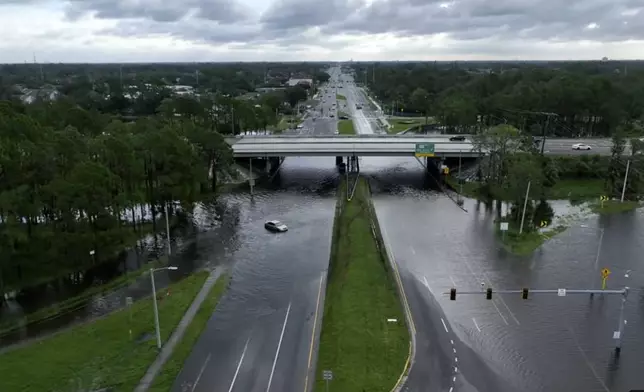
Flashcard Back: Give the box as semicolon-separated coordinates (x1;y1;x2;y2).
486;288;492;300
522;288;529;299
450;288;456;300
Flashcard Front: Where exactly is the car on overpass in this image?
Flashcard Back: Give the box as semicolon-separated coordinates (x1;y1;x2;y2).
449;136;466;142
572;143;592;150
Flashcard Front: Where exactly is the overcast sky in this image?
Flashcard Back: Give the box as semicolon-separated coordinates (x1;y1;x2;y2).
0;0;643;63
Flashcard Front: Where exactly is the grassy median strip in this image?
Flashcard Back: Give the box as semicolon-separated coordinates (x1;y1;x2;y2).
148;272;230;391
315;178;408;392
338;119;355;135
336;93;346;100
0;271;210;392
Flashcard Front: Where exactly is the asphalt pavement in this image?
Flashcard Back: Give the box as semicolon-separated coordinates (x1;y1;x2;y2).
170;78;344;392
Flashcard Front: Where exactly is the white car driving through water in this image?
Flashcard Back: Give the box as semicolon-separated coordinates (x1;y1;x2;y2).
572;143;592;150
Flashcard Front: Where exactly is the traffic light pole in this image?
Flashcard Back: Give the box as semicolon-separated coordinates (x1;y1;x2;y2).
447;287;630;353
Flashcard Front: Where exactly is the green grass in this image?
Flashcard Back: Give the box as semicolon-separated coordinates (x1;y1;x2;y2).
446;177;608;202
315;178;408;392
0;271;210;392
336;94;346;100
591;200;641;214
272;115;301;132
338;120;355;135
547;179;605;200
148;272;230;391
497;221;567;255
387;118;427;133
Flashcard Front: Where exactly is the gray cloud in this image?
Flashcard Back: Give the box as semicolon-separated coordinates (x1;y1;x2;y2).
46;0;644;48
322;0;644;42
65;0;249;23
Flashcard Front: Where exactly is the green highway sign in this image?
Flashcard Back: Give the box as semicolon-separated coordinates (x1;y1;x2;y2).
415;143;435;157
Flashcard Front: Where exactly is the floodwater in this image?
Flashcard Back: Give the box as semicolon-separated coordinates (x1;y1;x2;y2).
2;152;643;392
364;155;644;392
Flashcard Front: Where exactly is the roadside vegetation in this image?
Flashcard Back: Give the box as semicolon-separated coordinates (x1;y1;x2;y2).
445;124;643;254
0;63;332;323
148;272;230;391
0;271;212;392
387;116;433;133
338;119;355;135
336;93;346;100
316;178;408;392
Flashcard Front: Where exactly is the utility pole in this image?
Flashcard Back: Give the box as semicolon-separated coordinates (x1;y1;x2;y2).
519;181;531;234
620;159;631;202
541;115;551;155
448;286;630;353
119;65;123;90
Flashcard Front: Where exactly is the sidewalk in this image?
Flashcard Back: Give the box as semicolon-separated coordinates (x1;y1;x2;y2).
134;267;224;392
361;88;391;129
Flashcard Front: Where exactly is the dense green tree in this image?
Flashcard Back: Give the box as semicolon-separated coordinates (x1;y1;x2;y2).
0;96;232;300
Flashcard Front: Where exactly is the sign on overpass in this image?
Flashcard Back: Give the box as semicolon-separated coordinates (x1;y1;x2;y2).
415;143;435;157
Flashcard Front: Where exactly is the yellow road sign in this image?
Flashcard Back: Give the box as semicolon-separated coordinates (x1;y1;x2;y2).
539;220;548;228
601;268;611;278
600;196;609;201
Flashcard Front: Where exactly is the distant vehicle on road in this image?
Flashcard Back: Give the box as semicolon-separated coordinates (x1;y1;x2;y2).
356;105;362;109
330;114;335;118
339;115;349;120
265;220;288;232
572;143;592;150
449;136;466;142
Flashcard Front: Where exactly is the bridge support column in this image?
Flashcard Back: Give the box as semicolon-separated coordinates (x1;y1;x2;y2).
335;156;343;166
355;156;360;173
268;157;281;176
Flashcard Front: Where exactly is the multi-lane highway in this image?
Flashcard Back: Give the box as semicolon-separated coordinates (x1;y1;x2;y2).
170;74;347;392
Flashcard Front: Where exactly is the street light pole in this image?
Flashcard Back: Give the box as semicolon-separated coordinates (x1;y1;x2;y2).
519;181;531;234
581;225;605;295
149;266;178;350
164;203;171;255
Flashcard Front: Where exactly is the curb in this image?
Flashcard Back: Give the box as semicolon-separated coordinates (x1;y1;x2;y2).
364;182;416;392
134;267;224;392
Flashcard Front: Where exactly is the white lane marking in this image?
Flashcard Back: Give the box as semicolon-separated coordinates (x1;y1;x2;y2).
455;357;458;363
191;353;212;392
450;339;454;345
472;317;481;332
266;301;292;392
460;256;519;325
440;318;449;333
453;348;456;354
228;337;251;392
449;387;453;392
453;376;456;382
423;276;433;294
454;366;458;373
569;327;610;392
449;275;457;287
491;299;509;325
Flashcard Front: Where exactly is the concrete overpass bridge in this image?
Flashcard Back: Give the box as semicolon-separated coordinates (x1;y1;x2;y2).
226;134;484;158
227;134;482;177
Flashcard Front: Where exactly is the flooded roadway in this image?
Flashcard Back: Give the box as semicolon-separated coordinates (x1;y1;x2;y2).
364;155;644;392
173;151;644;392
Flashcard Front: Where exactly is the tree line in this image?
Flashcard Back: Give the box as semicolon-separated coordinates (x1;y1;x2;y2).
354;61;644;137
0;92;243;301
470;124;642;229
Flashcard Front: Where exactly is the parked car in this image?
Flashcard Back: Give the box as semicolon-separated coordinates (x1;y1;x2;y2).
572;143;592;150
449;136;466;142
265;220;288;232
